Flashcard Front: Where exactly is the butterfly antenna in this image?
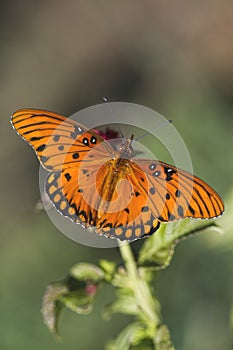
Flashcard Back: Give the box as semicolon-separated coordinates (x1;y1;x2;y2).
135;119;173;142
102;97;124;138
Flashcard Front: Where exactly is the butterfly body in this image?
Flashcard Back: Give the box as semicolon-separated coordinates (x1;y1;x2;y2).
96;157;132;203
11;108;224;241
96;136;135;206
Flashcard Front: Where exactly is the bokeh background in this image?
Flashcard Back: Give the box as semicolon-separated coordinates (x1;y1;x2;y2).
1;1;233;349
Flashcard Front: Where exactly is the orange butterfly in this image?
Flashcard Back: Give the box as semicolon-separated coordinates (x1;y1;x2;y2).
11;109;224;241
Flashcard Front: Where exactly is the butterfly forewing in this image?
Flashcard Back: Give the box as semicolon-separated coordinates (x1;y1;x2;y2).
132;159;224;221
11;109;112;171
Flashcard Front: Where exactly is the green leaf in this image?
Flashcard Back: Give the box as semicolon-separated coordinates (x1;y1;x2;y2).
139;219;220;270
59;289;94;315
41;283;68;338
103;293;139;319
42;263;106;337
99;259;117;282
63;262;105;315
70;262;105;282
153;325;175;350
106;322;153;350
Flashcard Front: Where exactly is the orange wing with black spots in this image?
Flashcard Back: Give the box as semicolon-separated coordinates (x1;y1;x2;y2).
11;109;112;171
132;159;224;221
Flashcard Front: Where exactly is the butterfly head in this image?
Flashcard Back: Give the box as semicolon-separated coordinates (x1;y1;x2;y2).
118;135;134;159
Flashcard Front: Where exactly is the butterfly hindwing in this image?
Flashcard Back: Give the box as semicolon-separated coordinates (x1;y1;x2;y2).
46;157;161;241
96;214;161;241
46;170;96;226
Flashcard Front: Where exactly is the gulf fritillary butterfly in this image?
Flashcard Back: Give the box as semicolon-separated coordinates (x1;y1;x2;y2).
11;108;224;241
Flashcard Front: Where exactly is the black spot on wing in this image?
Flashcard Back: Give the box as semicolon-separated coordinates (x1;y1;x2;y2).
178;205;184;217
53;135;60;142
36;144;46;152
141;206;149;212
149;187;156;195
149;163;157;170
41;155;49;163
64;173;71;181
72;152;79;159
30;136;43;141
164;167;176;181
83;137;89;146
90;136;97;144
71;125;83;139
153;171;161;177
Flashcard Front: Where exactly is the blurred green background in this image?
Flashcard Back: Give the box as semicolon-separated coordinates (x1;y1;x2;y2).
1;1;233;349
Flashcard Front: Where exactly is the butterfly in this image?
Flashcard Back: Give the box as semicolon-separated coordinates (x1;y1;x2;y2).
11;108;224;241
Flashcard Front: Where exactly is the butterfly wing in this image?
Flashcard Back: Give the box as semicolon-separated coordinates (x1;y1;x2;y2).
45;157;160;241
131;159;224;221
11;109;113;171
96;213;161;241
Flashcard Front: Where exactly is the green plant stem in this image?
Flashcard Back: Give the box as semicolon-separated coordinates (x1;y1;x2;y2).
118;241;161;329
